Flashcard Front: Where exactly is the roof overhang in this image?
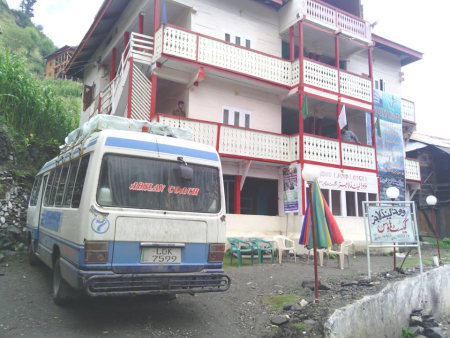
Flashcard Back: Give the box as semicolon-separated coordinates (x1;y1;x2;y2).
372;34;423;66
65;0;130;78
44;45;76;60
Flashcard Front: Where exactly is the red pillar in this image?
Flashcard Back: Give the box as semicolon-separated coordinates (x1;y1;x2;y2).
150;74;158;121
110;48;116;81
154;0;160;33
289;26;295;61
139;13;144;34
298;20;305;215
123;31;130;60
234;175;241;214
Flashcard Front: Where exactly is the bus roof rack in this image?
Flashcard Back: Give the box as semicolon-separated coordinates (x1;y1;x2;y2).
60;115;193;153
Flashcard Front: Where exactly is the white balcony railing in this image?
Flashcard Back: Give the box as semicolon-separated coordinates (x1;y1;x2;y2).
339;71;372;102
219;126;292;162
401;99;415;123
154;115;379;170
303;134;340;165
304;0;371;40
405;158;421;181
341;142;376;170
156;26;372;103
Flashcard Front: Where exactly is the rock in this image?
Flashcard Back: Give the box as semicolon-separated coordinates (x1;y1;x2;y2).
283;303;295;311
412;308;424;315
408;326;424;336
299;299;308;307
341;281;358;287
290;305;302;311
422;309;433;317
423;327;445;338
301;281;331;291
0;253;4;262
277;290;284;295
419;321;439;329
304;319;316;326
0;217;4;224
270;316;289;326
358;281;375;287
410;315;423;326
422;316;435;322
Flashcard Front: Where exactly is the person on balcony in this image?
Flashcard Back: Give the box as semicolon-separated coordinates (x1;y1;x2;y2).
172;100;186;118
341;128;361;144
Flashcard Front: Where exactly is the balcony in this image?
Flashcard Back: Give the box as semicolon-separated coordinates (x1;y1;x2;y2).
300;0;371;41
401;99;415;123
405;158;421;182
154;25;372;105
153;114;377;170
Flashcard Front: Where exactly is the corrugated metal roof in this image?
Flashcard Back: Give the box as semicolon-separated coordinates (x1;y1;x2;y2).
410;133;450;149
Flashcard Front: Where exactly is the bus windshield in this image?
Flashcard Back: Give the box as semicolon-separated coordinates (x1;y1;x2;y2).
97;154;221;213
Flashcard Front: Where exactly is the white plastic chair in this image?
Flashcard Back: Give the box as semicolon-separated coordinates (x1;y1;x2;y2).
307;248;328;267
328;240;353;269
273;235;296;264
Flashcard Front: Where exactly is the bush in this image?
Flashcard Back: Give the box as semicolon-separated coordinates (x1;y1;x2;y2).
0;49;78;144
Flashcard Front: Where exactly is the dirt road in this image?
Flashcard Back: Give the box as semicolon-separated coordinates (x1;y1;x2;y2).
0;251;438;338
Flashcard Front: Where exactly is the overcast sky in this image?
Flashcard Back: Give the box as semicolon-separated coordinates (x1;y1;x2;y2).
6;0;447;138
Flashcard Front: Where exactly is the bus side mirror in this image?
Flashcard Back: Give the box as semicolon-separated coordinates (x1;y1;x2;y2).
177;165;193;181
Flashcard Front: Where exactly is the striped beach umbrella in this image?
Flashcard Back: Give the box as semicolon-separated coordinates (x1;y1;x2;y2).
299;182;344;249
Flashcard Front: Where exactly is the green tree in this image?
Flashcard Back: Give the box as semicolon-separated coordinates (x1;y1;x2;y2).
39;37;55;56
19;0;37;17
24;26;38;55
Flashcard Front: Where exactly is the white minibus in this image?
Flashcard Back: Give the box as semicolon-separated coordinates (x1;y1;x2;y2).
26;127;229;305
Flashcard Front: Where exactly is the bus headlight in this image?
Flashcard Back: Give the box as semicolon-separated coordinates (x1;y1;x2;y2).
208;243;225;263
84;241;109;264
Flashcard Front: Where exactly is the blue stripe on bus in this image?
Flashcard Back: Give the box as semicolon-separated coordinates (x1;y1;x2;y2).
40;210;62;232
105;137;218;162
86;138;98;148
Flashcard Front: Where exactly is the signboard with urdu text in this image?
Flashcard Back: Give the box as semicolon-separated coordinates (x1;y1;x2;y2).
367;206;415;243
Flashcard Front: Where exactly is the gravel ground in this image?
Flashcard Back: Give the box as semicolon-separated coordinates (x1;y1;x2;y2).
0;248;448;338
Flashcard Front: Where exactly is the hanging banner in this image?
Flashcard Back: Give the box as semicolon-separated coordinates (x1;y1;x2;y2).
283;165;300;213
366;112;372;146
374;90;405;201
367;205;415;243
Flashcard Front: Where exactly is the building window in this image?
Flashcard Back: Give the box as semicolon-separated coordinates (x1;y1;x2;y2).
83;84;94;111
224;32;252;49
222;106;252;128
374;78;386;92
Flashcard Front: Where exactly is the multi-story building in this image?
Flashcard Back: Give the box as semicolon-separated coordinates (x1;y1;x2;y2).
44;45;76;79
66;0;423;250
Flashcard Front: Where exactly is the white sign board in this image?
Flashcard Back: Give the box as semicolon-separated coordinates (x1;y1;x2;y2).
367;206;415;243
304;165;378;193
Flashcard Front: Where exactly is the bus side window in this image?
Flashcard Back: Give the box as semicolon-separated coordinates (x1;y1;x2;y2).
55;164;70;207
72;155;91;208
43;170;56;207
29;176;43;206
49;166;62;206
63;159;80;207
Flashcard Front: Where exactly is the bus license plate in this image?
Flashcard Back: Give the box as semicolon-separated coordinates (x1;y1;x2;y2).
141;247;181;264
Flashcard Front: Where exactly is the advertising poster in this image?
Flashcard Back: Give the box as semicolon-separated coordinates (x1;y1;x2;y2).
374;90;405;201
283;165;299;213
367;206;415;243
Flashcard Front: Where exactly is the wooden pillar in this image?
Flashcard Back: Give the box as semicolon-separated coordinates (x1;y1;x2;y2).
234;175;242;214
289;26;295;61
150;74;158;121
110;48;116;81
298;20;305;215
154;0;160;33
123;31;130;61
139;13;144;34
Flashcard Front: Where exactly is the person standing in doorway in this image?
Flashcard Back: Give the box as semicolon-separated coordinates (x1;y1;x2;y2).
172;100;186;117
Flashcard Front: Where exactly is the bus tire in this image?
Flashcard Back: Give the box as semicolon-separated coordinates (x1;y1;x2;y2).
53;255;74;306
28;242;41;267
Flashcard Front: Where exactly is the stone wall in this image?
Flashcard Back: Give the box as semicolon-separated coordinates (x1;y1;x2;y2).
324;265;450;338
